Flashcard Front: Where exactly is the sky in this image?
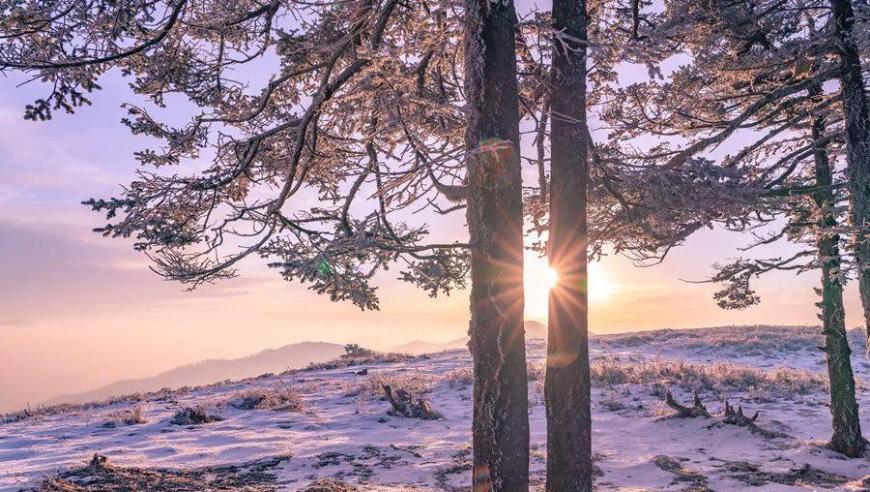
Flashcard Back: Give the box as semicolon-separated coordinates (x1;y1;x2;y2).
0;57;863;413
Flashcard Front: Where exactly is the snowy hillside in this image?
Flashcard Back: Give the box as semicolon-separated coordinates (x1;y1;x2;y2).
2;326;869;491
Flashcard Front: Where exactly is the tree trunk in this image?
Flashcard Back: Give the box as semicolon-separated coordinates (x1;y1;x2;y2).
463;0;530;490
545;0;593;490
830;0;870;358
809;101;865;458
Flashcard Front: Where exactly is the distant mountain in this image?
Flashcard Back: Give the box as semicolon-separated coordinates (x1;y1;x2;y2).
524;320;547;340
46;341;345;406
391;338;468;355
391;321;548;355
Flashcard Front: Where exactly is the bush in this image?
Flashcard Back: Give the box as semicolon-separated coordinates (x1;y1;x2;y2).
344;343;374;358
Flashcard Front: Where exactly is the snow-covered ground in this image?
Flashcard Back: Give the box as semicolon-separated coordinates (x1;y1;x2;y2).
2;326;869;491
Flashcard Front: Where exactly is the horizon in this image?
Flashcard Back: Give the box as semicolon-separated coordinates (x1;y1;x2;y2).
3;320;844;414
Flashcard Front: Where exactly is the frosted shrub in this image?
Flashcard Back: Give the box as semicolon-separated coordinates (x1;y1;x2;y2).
350;371;436;400
227;387;305;412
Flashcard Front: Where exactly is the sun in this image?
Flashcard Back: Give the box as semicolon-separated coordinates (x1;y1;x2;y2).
544;265;559;289
523;252;619;321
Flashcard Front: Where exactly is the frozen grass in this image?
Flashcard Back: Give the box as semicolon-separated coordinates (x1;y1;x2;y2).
101;406;146;428
349;371;437;400
524;356;827;398
226;386;305;412
589;355;826;397
441;368;473;389
597;325;866;357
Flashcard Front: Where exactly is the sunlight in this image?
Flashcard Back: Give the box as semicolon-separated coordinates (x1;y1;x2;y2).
523;253;620;321
588;262;619;303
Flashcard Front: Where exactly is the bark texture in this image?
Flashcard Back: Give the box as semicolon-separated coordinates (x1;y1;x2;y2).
810;106;866;458
545;0;593;490
830;0;870;358
463;0;530;490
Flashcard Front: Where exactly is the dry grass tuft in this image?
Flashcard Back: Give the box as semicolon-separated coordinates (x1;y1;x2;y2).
349;371;436;400
170;406;222;425
227;387;305;412
101;405;146;428
442;368;473;389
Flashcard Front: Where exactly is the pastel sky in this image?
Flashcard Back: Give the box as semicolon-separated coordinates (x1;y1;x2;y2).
0;58;861;412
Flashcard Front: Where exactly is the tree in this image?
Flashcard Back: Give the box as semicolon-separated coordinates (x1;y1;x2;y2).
520;3;746;485
463;0;530;487
544;0;592;489
601;0;866;457
0;0;532;486
829;0;870;357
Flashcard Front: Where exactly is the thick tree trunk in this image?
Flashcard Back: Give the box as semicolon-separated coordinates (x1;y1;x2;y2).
463;0;529;490
829;0;870;357
810;105;866;458
545;0;592;490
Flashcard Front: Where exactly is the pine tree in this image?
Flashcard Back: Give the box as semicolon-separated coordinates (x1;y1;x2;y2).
544;0;592;489
0;1;532;485
463;0;531;488
601;0;867;457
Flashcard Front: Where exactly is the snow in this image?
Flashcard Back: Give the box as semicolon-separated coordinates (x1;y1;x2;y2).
1;326;869;491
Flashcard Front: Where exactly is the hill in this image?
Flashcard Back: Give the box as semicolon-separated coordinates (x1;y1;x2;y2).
46;341;344;406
